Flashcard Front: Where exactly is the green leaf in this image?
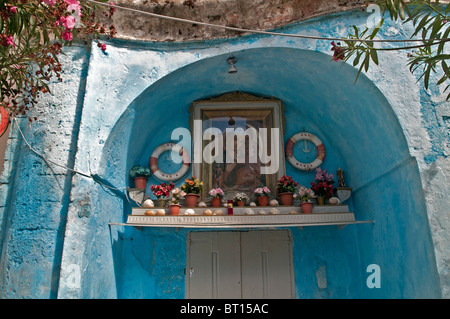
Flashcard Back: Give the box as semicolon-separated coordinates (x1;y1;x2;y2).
437;27;450;54
364;53;371;72
370;49;379;65
353;52;361;66
413;12;432;37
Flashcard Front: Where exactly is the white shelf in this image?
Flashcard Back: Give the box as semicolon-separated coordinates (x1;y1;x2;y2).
113;205;374;229
131;204;350;215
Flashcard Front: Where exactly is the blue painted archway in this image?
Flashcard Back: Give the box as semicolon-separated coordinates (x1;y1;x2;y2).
103;47;440;298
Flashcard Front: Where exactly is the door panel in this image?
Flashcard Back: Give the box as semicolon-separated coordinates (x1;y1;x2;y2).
186;230;295;299
186;231;241;299
240;230;295;299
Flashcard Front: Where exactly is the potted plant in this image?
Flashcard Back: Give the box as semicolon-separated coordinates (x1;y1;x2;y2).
129;165;151;189
181;176;204;207
168;188;186;215
276;175;298;206
233;192;248;206
150;182;174;207
298;186;315;214
310;167;335;205
253;186;271;206
209;187;224;207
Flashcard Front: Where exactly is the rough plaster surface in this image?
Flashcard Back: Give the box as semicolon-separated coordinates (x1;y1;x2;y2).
0;6;449;298
108;0;366;41
0;47;89;298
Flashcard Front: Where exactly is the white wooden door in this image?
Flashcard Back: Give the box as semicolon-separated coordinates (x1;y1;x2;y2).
185;230;295;299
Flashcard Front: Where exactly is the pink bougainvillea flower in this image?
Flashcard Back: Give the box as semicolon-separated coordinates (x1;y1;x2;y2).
6;35;15;47
331;41;345;62
65;0;80;5
67;4;81;14
97;42;107;51
65;0;81;17
42;0;57;6
9;6;17;13
60;15;76;29
62;29;73;41
109;2;116;13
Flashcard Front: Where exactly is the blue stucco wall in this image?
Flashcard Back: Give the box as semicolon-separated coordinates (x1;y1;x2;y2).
103;46;439;298
0;46;90;298
0;9;445;298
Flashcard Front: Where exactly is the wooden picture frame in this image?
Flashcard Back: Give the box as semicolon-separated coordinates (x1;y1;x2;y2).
190;92;286;201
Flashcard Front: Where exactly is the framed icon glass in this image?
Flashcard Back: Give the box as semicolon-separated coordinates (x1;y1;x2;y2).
190;93;286;201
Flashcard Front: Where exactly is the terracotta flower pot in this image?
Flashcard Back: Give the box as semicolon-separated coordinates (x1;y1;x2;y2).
279;192;294;206
168;204;181;215
301;202;313;214
211;197;221;207
237;201;245;206
134;176;147;189
185;193;200;207
257;196;269;206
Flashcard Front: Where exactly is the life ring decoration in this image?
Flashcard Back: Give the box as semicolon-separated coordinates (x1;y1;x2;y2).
285;132;326;171
0;106;9;137
149;142;191;182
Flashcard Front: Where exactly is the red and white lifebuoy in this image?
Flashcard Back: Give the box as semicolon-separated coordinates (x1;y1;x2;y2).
149;143;190;182
0;106;9;137
285;132;326;171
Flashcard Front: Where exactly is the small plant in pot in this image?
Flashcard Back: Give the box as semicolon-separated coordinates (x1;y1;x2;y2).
168;188;186;215
253;186;271;206
181;177;204;207
209;187;224;207
150;182;174;207
276;175;298;205
129;165;151;189
310;167;335;205
298;186;315;214
233;192;248;206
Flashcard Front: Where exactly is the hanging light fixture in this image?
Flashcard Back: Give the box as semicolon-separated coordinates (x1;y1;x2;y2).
227;56;237;73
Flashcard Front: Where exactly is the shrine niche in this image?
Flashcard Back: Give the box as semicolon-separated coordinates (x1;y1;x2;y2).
189;92;286;201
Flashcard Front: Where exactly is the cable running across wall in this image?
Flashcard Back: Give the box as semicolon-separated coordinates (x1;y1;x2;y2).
13;117;133;202
84;0;449;45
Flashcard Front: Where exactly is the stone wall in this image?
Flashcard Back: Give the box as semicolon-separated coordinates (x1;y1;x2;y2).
108;0;366;41
0;47;90;298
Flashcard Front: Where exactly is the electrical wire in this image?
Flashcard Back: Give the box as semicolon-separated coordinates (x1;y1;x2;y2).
85;0;449;44
13;117;133;203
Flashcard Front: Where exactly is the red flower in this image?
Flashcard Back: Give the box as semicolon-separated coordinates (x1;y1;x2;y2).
331;41;345;62
62;29;73;41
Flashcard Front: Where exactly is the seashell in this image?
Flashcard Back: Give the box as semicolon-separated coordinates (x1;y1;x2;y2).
198;201;207;207
269;208;280;214
184;208;195;215
289;210;298;214
142;199;154;208
269;199;279;206
244;208;255;215
328;197;340;205
203;209;213;216
249;202;257;207
213;209;224;215
258;210;268;215
144;209;155;216
155;209;166;216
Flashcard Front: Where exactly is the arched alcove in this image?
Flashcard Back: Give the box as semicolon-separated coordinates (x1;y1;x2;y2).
101;47;439;298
